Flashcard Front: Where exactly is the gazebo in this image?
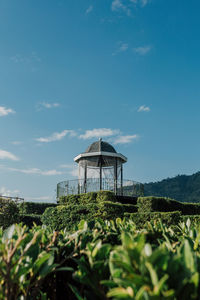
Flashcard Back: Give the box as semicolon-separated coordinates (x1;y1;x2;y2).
57;139;143;198
74;138;127;195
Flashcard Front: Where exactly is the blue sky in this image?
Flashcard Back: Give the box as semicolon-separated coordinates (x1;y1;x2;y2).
1;0;200;202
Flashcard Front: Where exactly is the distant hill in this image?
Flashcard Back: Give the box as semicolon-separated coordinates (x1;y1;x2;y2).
144;172;200;203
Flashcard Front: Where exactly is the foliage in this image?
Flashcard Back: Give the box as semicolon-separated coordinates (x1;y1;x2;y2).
0;224;57;300
41;201;138;231
124;211;181;227
0;198;19;228
19;202;57;215
137;196;200;215
144;171;200;203
59;191;116;205
2;219;200;299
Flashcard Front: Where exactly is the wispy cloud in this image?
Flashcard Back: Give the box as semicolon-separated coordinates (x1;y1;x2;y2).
79;128;120;140
0;186;21;197
112;42;129;56
140;0;149;7
111;0;131;16
5;167;63;176
86;5;93;14
113;134;139;144
10;52;41;63
37;102;60;110
0;106;15;117
133;45;152;55
11;141;23;146
138;105;150;112
36;129;76;143
0;150;19;161
111;0;149;16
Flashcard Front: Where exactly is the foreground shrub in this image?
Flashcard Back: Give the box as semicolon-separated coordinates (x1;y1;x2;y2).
1;219;200;299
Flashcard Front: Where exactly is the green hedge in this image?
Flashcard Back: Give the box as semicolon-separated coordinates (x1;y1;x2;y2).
59;190;116;205
0;199;19;228
42;201;138;231
20;214;42;226
19;202;57;215
124;211;181;227
137;196;200;215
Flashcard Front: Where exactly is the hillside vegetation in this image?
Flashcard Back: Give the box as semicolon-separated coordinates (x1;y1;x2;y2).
144;171;200;203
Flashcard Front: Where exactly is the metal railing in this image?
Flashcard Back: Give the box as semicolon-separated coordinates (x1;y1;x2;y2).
57;178;144;198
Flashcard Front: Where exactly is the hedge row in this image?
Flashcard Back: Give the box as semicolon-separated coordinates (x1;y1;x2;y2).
42;201;138;231
137;196;200;215
124;211;181;227
59;190;116;205
19;202;57;215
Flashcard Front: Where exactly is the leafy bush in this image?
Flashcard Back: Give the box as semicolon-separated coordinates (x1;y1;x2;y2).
42;201;138;231
124;211;181;227
19;202;57;215
137;196;200;215
59;190;115;205
2;219;200;299
0;198;19;228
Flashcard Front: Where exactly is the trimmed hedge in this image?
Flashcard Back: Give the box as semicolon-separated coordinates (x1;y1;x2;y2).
20;214;42;226
124;211;181;227
41;204;97;230
58;190;116;205
42;201;138;231
137;196;200;215
19;202;57;215
0;199;19;228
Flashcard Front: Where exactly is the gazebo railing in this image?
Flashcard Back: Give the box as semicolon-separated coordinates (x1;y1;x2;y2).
57;178;144;199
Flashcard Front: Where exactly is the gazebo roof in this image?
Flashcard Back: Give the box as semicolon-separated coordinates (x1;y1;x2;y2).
74;139;127;165
85;140;117;154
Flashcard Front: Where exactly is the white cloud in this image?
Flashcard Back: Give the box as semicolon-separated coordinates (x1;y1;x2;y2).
79;128;120;140
0;106;15;117
59;164;74;169
10;52;41;64
86;5;93;14
138;105;150;112
37;102;60;110
112;42;129;56
133;45;152;55
111;0;131;16
36;129;76;143
113;134;139;144
6;167;63;176
0;186;21;197
140;0;148;7
0;149;19;161
11;141;23;145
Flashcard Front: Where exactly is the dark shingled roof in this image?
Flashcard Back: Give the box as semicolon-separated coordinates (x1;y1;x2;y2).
85;140;117;153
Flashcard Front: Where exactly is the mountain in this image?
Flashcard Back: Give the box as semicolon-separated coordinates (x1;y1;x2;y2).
144;172;200;203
